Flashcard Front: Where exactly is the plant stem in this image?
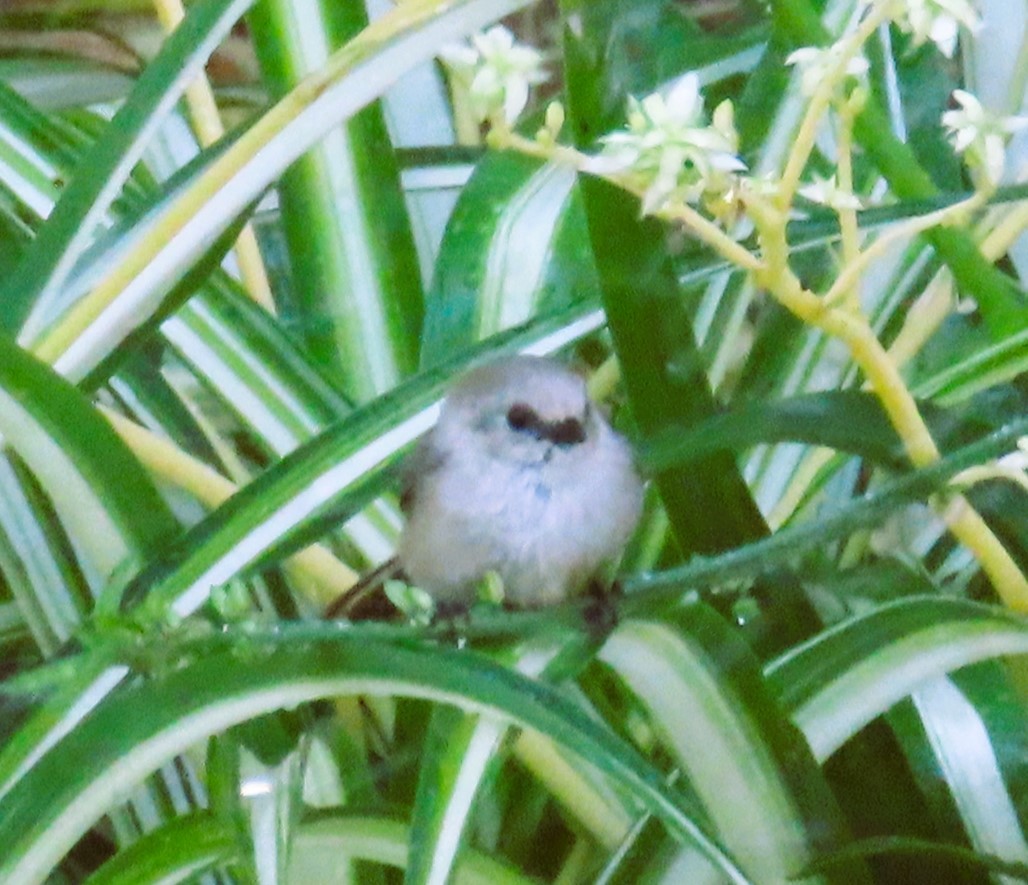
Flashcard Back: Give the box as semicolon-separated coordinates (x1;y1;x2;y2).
980;200;1028;261
951;463;1028;494
886;276;955;368
773;0;1025;334
822;192;986;306
834;93;861;309
779;0;895;207
751;221;1028;609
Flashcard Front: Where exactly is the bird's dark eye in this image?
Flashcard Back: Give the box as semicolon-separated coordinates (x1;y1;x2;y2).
551;417;586;447
507;403;539;433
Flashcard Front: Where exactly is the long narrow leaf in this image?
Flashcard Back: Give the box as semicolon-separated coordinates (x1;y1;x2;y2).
766;598;1028;761
0;626;749;885
9;0;258;340
0;332;178;584
31;0;533;383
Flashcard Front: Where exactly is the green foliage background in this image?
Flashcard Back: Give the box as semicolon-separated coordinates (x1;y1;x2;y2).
0;0;1025;883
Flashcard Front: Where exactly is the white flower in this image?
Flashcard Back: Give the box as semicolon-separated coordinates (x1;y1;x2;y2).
893;0;980;58
738;174;782;199
942;89;1028;186
786;44;869;98
585;73;746;214
798;174;864;210
951;437;1028;494
996;437;1028;491
955;295;978;314
439;26;547;125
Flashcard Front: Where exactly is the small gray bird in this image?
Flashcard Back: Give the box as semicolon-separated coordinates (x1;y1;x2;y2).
327;356;643;616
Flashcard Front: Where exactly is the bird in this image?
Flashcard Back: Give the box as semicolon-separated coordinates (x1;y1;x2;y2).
325;355;643;617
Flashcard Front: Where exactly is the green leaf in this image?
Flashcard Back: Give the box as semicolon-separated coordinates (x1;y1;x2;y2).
6;0;259;339
601;605;867;883
0;455;91;652
0;626;749;884
405;635;606;885
625;418;1028;604
250;0;424;400
904;670;1028;864
292;812;535;884
561;0;775;558
27;0;535;383
0;331;177;584
766;597;1028;761
639;385;1028;473
801;836;1028;883
82;811;238;885
423;152;598;366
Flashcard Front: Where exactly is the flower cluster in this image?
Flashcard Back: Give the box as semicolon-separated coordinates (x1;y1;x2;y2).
444;19;1023;222
786;45;869;99
584;73;745;215
890;0;980;57
797;174;863;210
996;437;1028;491
439;26;547;127
942;90;1028;188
